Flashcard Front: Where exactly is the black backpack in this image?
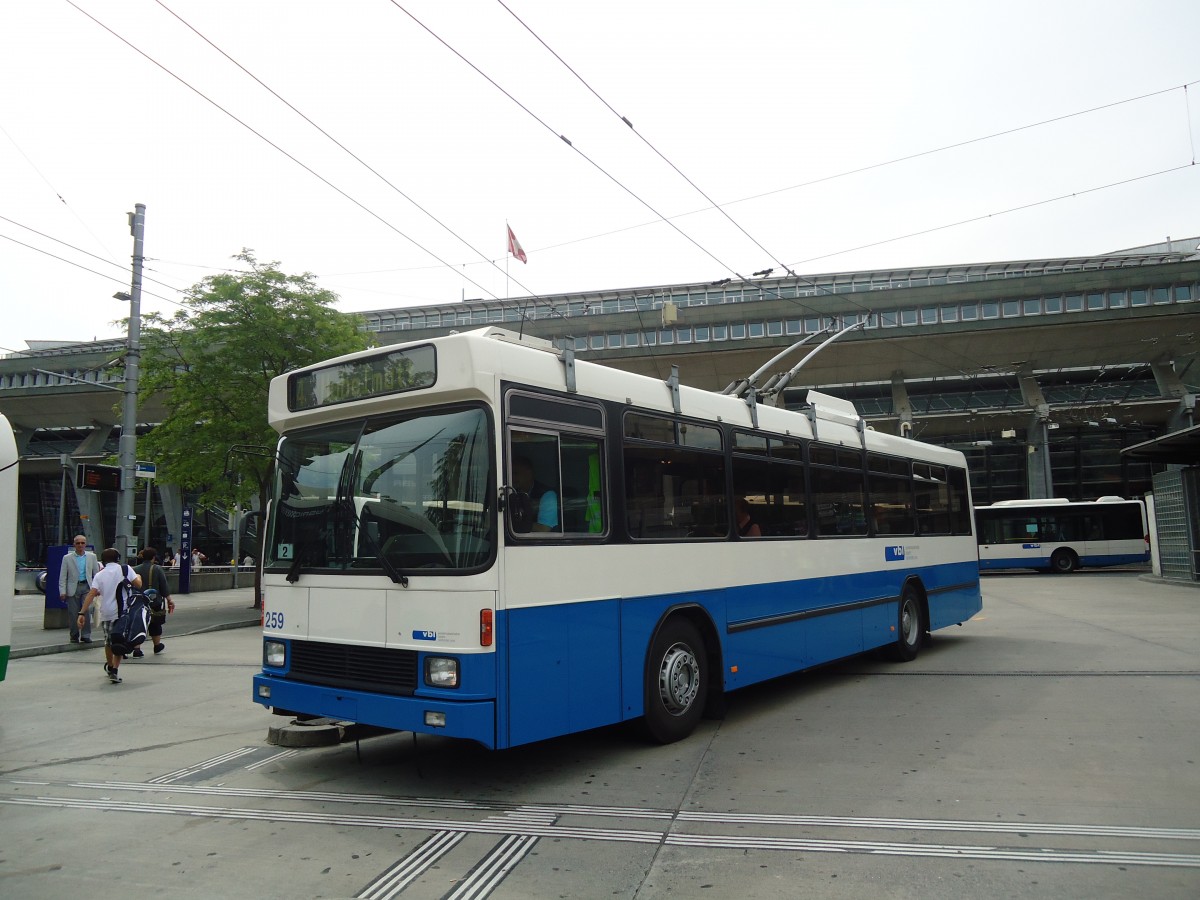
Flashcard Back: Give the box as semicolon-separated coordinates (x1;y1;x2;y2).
109;567;150;656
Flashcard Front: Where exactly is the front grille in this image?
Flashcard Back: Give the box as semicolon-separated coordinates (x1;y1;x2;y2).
287;639;418;695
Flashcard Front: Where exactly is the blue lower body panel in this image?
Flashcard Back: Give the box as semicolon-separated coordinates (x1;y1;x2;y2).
505;598;622;747
253;561;981;750
980;555;1049;570
1080;553;1150;567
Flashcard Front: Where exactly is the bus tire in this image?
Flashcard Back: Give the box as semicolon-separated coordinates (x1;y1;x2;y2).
889;583;925;662
1050;549;1078;573
644;618;708;744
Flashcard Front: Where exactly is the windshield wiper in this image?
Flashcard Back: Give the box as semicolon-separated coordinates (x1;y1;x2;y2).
286;550;304;584
334;431;410;588
327;422;371;567
355;508;409;588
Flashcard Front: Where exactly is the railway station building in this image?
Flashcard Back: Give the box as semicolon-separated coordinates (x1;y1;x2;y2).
2;235;1197;577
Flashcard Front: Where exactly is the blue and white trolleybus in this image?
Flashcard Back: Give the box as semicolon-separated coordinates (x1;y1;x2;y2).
252;328;983;747
975;497;1150;573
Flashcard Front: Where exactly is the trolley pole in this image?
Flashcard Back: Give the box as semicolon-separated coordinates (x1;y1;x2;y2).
114;203;145;561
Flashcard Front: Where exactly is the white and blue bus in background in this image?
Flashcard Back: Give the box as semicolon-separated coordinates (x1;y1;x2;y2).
975;497;1150;574
252;327;982;748
0;413;17;682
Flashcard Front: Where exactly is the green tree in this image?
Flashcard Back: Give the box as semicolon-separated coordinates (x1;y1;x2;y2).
138;250;373;579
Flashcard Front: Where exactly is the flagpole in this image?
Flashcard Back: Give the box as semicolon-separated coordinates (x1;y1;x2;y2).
505;221;510;300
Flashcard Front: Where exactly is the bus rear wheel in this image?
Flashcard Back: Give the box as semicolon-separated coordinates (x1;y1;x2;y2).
644;618;708;744
889;583;925;662
1050;549;1078;573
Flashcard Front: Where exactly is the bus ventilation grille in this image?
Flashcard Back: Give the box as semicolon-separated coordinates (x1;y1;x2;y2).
286;639;418;696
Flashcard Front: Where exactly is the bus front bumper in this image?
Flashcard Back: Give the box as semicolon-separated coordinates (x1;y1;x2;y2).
252;674;498;749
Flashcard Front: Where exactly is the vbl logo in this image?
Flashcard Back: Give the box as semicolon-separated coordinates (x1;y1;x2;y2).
885;546;906;561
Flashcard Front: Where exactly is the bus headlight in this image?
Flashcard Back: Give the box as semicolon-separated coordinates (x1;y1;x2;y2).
425;656;459;688
264;640;287;668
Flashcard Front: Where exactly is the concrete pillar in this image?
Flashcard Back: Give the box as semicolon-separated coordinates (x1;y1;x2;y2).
1151;360;1186;398
1018;371;1053;499
1150;360;1195;431
74;425;115;457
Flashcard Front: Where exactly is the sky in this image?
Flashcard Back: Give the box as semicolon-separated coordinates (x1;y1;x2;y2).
2;0;1198;355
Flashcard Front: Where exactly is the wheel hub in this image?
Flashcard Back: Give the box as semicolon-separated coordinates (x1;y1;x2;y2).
658;643;700;715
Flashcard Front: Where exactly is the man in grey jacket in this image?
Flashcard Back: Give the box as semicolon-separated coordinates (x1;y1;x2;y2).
58;535;100;643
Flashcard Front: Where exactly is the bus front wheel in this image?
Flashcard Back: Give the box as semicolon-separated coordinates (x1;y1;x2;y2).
1050;549;1078;574
644;618;708;744
889;583;925;662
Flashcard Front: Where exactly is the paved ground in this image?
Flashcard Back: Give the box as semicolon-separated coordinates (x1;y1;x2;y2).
1;570;1197;899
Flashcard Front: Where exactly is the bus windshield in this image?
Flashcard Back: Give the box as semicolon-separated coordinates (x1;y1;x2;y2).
266;406;493;575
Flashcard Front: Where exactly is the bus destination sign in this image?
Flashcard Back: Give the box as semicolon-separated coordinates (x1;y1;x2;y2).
288;346;437;411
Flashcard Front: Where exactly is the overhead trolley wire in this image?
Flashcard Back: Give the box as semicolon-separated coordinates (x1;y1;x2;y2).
493;0;835;382
0;214;190;304
65;0;510;311
744;79;1200;213
785;163;1198;270
518;78;1199;264
150;0;562;322
57;4;1200;392
0;232;179;307
480;2;991;380
0;120;122;265
387;2;755;291
442;7;1200;387
387;0;897;379
496;0;799;282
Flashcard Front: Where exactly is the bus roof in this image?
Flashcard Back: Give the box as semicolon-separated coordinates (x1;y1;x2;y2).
981;496;1135;508
270;327;966;467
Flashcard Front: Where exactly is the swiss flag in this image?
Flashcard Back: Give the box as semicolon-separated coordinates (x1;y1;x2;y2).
507;225;527;264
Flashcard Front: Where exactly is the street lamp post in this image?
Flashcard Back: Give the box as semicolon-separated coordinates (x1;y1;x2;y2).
114;203;145;561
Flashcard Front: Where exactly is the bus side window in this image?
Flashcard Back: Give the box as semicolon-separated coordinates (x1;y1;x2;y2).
560;437;604;534
509;431;563;534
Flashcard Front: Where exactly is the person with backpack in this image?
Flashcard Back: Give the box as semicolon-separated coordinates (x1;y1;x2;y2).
77;548;143;684
132;547;175;657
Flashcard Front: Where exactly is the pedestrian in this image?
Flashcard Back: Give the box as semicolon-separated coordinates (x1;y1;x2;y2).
78;548;143;684
190;548;205;569
132;546;175;657
58;535;100;644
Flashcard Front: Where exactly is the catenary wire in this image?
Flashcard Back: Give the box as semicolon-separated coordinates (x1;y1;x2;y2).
386;2;756;289
64;0;510;311
392;2;1117;379
480;77;1200;266
363;7;1199;346
0;232;180;307
785;163;1197;269
150;0;557;319
50;5;1199;386
486;2;1149;387
0;214;191;303
385;0;901;372
496;0;800;283
0;120;122;265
